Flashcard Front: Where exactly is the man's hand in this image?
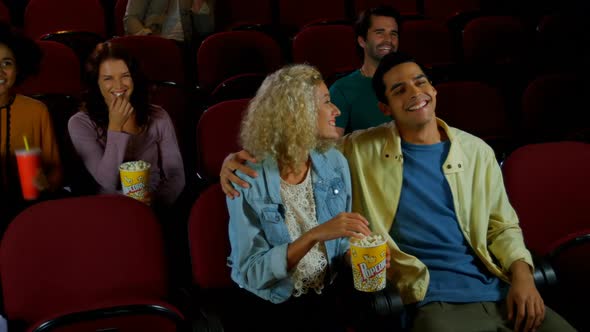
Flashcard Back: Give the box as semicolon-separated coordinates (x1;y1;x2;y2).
220;150;258;199
135;27;153;36
507;260;545;332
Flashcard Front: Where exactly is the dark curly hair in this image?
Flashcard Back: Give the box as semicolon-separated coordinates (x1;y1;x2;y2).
0;22;42;86
82;41;151;135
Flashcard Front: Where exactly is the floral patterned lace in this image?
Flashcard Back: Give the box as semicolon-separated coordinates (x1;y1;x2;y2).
280;168;328;297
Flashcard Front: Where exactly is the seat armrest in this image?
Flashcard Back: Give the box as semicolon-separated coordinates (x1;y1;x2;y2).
350;281;404;318
533;255;558;291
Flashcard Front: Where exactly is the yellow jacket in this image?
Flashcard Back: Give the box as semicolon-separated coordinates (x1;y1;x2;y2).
340;118;533;304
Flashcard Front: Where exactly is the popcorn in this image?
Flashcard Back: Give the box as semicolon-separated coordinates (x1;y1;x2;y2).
119;160;151;203
119;160;150;172
351;233;385;247
350;233;387;292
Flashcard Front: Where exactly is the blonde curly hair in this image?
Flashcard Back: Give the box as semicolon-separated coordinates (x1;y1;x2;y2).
240;64;333;173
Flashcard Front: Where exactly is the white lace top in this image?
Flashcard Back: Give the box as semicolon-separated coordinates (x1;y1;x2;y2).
280;168;328;297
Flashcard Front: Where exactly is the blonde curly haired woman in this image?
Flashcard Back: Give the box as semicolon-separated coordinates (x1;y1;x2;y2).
226;64;372;332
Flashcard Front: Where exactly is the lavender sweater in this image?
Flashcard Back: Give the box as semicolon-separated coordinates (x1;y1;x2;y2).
68;105;185;206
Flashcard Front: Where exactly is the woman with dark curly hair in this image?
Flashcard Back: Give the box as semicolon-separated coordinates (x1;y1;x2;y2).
68;41;185;208
0;23;63;208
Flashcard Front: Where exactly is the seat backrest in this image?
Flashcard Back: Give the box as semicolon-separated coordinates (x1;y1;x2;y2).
502;142;590;256
423;0;479;21
113;0;128;37
435;80;509;140
109;35;186;85
31;93;86;192
536;14;585;68
278;0;349;33
148;83;191;166
197;30;283;93
24;0;106;39
0;195;169;325
353;0;419;17
16;40;81;97
196;98;249;181
188;183;233;288
462;15;532;66
214;0;274;31
0;1;10;24
40;31;105;76
209;72;266;106
400;19;453;66
292;24;361;81
520;73;588;143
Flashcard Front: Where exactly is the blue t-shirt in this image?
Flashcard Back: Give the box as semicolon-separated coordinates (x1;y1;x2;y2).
390;140;507;306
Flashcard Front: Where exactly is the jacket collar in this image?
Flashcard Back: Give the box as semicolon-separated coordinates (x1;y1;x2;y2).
384;118;467;173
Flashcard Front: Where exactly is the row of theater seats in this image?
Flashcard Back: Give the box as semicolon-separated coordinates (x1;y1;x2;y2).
10;33;589;194
1;140;588;331
195;71;589;185
0;0;495;38
14;12;585;107
2;0;584;87
21;13;589;91
0;187;393;332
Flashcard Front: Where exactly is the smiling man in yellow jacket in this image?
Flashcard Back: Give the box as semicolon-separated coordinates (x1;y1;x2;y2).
339;52;574;332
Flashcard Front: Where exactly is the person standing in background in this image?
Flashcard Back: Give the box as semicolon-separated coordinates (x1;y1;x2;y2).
123;0;215;83
124;0;215;42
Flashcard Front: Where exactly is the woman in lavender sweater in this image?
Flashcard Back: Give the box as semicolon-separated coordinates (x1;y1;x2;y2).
68;42;185;207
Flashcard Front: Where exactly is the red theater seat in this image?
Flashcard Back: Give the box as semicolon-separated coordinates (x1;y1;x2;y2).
292;24;361;83
195;98;249;182
0;195;185;331
196;30;283;95
24;0;106;39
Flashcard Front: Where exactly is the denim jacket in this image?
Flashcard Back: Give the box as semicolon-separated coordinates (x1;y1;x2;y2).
227;148;352;303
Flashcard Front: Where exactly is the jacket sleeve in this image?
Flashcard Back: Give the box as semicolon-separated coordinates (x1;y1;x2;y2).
152;110;185;206
485;150;534;273
68;112;129;193
226;185;292;302
336;151;353;259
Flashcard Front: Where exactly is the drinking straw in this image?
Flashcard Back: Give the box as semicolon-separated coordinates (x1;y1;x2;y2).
23;135;29;151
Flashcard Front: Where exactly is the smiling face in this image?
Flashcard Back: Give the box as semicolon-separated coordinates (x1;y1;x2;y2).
380;62;437;131
359;15;399;64
315;82;341;139
97;58;134;105
0;43;17;100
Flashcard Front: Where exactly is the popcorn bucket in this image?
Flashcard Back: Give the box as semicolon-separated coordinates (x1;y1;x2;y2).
350;235;387;292
119;160;151;202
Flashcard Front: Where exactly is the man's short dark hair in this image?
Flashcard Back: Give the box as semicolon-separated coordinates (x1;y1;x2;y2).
354;5;402;40
372;52;429;104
